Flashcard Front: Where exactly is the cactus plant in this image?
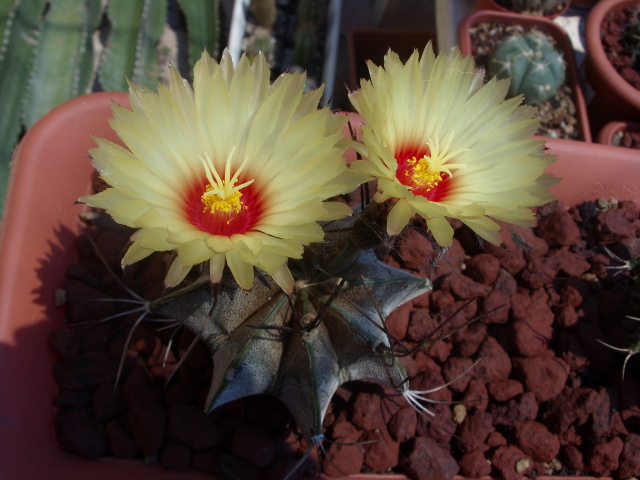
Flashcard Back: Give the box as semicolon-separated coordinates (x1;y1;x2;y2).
177;0;222;72
487;32;566;105
113;209;432;443
495;0;568;15
293;0;325;69
249;0;276;29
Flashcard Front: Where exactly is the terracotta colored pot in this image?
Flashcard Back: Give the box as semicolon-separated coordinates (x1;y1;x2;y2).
475;0;572;18
2;92;639;480
598;120;640;146
457;10;592;142
347;28;437;91
585;0;640;133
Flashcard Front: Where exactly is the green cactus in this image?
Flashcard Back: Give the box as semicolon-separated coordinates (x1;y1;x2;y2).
249;0;276;29
0;0;46;216
244;27;274;62
296;0;325;27
487;32;566;105
98;0;167;91
23;0;102;128
294;25;318;69
178;0;222;72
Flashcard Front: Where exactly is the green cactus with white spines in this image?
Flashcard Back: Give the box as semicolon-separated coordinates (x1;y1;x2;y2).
487;32;565;105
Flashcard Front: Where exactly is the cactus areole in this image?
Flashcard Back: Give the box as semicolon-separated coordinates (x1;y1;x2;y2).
153;213;432;440
487;32;566;104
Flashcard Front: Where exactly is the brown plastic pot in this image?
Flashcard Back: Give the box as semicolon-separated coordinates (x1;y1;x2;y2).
457;10;592;142
1;92;638;480
598;120;640;146
347;28;437;91
585;0;640;134
475;0;572;18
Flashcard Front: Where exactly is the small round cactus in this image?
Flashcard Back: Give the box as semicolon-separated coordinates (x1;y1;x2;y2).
487;32;566;105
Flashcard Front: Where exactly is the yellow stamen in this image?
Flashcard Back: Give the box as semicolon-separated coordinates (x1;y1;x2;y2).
198;150;255;218
406;156;443;190
202;185;244;214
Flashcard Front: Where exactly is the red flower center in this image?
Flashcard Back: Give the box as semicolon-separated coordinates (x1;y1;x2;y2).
184;175;263;236
395;145;452;202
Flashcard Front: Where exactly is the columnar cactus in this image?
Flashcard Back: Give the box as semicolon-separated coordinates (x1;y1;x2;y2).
293;0;325;69
487;32;565;105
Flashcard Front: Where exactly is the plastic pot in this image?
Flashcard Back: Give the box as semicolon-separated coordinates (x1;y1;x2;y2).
457;9;592;142
1;92;639;480
598;120;640;147
585;0;640;135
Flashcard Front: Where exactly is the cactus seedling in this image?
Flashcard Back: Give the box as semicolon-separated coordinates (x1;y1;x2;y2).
487;32;565;105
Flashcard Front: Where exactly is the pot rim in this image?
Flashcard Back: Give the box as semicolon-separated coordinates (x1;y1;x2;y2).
585;0;640;111
457;9;592;142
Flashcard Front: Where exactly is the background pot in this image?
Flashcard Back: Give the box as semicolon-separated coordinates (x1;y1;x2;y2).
585;0;640;135
598;120;640;147
458;10;592;142
2;92;640;480
475;0;572;18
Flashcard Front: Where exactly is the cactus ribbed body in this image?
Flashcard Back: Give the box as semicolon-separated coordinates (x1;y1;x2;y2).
152;214;432;440
487;32;565;105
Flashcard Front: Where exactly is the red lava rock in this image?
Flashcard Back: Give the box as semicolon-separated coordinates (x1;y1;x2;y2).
161;441;192;470
330;410;362;443
595;208;636;243
586;436;624;475
49;328;81;361
490;392;539;427
388;407;417;443
440;273;491;299
386;300;413;340
53;350;117;390
558;276;589;308
465;253;500;284
511;356;569;402
556;332;590;371
402;437;459;480
618;433;640;478
92;382;122;422
167;404;221;450
458;450;492;478
350;391;385;431
520;255;559;289
494;268;519;295
510;289;554;327
491;445;533;480
462;379;489;411
455;322;487;358
415;403;456;444
514;420;560;462
406;304;443;342
555;304;579;329
55;409;108;459
562;444;584;471
472;336;511;383
230;423;275;468
480;290;510;324
457;409;493;453
537;209;581;246
487;430;508;447
487;379;524;402
106;420;138;459
322;443;364;477
442;356;474;393
509;318;553;357
553;247;591;277
574;323;615;371
130;400;166;459
362;426;400;472
510;224;549;260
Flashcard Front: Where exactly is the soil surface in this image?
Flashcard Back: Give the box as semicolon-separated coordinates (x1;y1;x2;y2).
601;7;640;90
51;178;640;479
469;22;581;141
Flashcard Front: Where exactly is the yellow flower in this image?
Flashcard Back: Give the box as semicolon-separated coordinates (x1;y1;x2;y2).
80;50;362;292
349;43;558;247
